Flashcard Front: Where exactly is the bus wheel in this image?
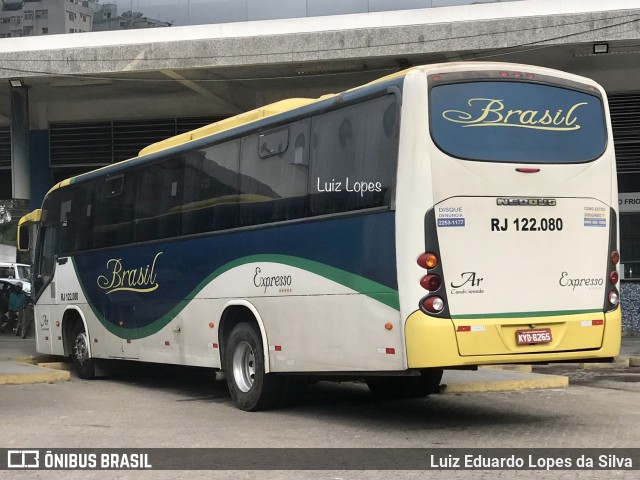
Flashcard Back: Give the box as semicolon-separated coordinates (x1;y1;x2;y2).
71;325;96;380
225;323;283;411
366;368;443;398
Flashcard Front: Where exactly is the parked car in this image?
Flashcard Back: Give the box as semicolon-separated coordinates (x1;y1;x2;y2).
0;263;31;296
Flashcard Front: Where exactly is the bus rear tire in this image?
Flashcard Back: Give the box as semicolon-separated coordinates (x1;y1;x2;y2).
71;325;96;380
366;368;443;398
225;323;283;411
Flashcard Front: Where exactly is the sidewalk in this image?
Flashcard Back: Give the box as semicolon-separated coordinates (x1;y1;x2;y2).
1;333;638;391
0;333;70;385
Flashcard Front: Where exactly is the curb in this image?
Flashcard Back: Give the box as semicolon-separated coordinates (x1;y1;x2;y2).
0;355;72;385
440;371;568;394
37;362;73;371
577;355;640;369
480;365;533;374
0;367;71;385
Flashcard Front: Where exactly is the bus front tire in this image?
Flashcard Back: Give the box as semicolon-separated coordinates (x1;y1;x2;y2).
71;325;96;380
225;323;283;411
366;368;443;398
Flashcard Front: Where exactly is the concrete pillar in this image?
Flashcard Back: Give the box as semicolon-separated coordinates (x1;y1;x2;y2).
10;82;30;201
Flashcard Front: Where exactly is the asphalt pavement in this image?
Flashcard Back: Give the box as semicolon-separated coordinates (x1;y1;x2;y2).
3;331;639;392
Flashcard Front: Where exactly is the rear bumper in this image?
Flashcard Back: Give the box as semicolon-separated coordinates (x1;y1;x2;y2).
405;307;621;368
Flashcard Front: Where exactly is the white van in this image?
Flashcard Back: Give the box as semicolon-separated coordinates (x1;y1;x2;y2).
0;263;31;295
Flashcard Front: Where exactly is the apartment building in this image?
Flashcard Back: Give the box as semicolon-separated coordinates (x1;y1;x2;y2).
0;0;95;37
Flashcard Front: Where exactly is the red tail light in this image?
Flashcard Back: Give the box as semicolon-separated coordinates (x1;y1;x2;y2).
611;250;620;265
420;274;441;292
610;271;619;285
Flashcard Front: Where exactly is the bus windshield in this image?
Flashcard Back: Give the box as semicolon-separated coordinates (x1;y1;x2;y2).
429;81;607;163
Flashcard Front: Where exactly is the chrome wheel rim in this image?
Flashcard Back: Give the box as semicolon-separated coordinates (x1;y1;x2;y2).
232;340;255;393
73;332;90;366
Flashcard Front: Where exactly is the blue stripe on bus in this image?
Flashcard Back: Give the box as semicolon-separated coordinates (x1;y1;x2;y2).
72;211;397;334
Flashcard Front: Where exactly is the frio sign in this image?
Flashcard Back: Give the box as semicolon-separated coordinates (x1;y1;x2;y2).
619;193;640;213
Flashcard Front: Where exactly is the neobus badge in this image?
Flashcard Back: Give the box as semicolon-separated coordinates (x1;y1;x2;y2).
496;198;557;206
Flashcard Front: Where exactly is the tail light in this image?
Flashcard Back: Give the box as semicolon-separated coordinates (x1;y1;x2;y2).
417;252;438;269
423;296;445;314
611;250;620;265
609;271;619;285
418;210;451;316
604;212;619;313
420;274;441;292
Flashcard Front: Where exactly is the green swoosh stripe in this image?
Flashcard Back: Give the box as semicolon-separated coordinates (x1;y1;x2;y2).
452;309;601;320
74;254;399;340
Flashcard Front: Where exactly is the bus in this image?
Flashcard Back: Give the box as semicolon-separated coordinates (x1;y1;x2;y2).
18;62;621;411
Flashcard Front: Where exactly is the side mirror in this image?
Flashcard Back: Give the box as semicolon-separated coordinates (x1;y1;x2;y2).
17;223;29;251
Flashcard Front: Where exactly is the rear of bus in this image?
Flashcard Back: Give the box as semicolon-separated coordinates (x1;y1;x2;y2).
397;63;621;368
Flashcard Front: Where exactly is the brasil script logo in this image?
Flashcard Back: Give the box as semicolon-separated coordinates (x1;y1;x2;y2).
442;98;587;131
97;252;163;294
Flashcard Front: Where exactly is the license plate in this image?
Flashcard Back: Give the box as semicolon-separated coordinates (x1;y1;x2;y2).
516;328;552;345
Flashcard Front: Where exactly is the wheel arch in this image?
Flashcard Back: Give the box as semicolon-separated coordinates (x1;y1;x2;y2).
61;307;90;358
218;300;270;373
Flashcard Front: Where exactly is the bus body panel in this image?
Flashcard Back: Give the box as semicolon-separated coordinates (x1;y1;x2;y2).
395;64;619;365
42;212;404;372
405;307;621;368
24;62;620;393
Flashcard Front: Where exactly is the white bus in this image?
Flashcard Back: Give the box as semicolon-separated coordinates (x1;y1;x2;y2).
19;62;621;411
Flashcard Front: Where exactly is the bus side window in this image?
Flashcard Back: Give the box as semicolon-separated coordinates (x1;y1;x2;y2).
238;119;310;227
35;226;57;297
309;95;398;216
93;174;135;248
181;140;240;235
134;158;183;242
58;184;95;253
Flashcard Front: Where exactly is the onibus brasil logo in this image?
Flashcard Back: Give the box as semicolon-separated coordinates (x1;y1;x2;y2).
442;98;587;131
97;252;163;294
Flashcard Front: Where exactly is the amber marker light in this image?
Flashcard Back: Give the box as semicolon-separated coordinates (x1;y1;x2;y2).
385;323;393;330
417;252;438;269
209;322;215;328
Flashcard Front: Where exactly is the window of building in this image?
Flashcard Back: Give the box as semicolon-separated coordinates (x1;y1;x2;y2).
42;27;48;34
22;26;33;35
24;11;34;20
1;18;10;24
68;12;77;22
35;10;48;20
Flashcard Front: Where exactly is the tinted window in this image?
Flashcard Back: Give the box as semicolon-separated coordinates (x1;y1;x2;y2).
430;81;606;163
58;184;96;253
181;140;240;235
134;158;183;242
309;95;398;215
239;119;310;226
93;174;135;248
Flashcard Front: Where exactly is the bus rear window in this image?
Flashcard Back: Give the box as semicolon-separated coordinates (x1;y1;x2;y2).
429;81;606;163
